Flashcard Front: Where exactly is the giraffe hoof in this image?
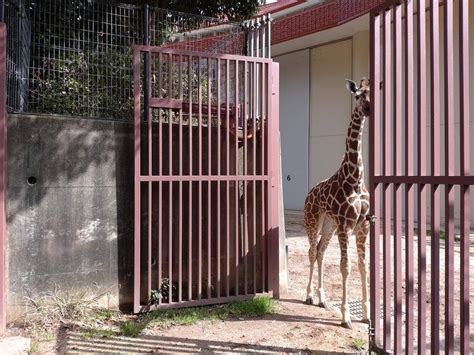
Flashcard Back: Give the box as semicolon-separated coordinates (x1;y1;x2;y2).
318;301;332;309
305;297;314;305
341;320;353;329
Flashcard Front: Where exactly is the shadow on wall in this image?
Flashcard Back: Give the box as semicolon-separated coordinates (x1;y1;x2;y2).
6;113;135;313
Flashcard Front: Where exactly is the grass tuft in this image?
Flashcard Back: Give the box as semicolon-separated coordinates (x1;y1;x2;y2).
120;320;143;337
145;296;274;329
94;309;113;321
352;337;367;351
28;342;39;354
228;297;275;317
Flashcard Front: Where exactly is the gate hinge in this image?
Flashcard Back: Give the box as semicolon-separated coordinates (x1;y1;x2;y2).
368;319;374;337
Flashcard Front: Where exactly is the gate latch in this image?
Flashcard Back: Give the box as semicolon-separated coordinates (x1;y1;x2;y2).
366;214;376;225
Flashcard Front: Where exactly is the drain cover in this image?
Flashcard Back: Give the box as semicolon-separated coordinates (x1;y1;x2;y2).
332;300;394;319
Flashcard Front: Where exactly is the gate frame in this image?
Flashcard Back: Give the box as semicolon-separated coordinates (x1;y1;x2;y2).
0;22;7;335
132;45;280;313
369;0;471;353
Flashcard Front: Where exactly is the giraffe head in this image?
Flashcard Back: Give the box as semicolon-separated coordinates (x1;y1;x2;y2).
346;78;370;116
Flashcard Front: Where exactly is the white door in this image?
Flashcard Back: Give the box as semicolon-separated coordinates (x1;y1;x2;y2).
309;40;353;187
274;50;310;211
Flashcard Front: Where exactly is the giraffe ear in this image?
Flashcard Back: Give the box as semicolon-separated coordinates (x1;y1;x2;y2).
345;79;358;94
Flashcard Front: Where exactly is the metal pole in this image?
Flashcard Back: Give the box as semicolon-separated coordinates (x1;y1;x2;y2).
0;22;6;335
143;4;150;121
0;0;4;23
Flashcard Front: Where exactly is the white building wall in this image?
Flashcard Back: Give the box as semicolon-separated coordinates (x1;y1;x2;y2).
273;50;310;210
309;39;353;188
274;6;474;226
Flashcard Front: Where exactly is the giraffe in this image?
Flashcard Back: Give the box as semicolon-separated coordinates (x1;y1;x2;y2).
304;78;371;329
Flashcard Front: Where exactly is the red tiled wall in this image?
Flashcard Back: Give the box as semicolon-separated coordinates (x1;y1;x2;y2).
272;0;386;44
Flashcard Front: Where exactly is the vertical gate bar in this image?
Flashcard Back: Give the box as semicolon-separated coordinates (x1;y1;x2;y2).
188;56;193;301
270;62;280;298
207;57;212;298
143;5;150;126
369;11;381;347
267;60;273;292
178;55;183;303
158;52;163;305
417;0;427;352
217;58;222;299
459;188;470;355
198;57;203;300
226;59;230;298
443;1;455;352
459;1;470;353
0;23;6;332
382;9;392;352
133;48;141;313
168;53;173;304
243;61;248;294
249;19;254;57
405;0;415;351
262;18;266;59
252;61;257;294
261;63;267;291
430;0;440;351
235;60;240;296
267;16;272;58
147;49;152;303
393;5;403;354
256;22;260;58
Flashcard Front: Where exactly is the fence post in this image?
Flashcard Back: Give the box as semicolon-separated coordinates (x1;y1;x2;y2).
143;4;150;121
0;23;7;335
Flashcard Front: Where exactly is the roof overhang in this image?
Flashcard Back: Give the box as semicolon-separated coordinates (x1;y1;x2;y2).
271;0;384;48
272;13;369;56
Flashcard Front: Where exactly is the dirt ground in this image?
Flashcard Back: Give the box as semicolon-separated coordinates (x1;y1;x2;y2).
15;211;472;354
54;212;369;354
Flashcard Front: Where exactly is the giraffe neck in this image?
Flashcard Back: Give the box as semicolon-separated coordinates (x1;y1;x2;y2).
341;106;366;186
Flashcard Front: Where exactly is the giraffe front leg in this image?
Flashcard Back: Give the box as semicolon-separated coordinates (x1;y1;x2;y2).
316;233;333;308
338;231;352;329
356;221;370;322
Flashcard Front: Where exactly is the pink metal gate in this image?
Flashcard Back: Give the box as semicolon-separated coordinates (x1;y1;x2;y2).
369;0;471;353
132;46;280;312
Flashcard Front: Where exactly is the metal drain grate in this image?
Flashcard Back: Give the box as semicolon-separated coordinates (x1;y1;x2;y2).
332;300;395;320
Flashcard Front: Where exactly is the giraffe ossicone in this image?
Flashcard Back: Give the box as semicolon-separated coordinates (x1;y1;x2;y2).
304;78;370;329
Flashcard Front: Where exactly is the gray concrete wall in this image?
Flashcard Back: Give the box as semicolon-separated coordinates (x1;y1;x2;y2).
7;114;135;318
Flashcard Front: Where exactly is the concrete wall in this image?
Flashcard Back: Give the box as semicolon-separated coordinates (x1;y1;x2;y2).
274;50;310;210
7;114;135;318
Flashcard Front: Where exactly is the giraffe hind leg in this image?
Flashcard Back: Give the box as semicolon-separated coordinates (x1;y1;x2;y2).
316;219;336;308
305;211;323;305
355;220;370;322
338;229;353;329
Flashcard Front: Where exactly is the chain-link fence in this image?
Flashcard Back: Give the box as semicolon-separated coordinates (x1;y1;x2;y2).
4;0;254;120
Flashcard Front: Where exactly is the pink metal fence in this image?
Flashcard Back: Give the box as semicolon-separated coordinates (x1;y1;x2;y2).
133;46;280;313
370;0;471;353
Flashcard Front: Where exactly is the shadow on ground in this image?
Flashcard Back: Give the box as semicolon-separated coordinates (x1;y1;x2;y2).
61;329;312;354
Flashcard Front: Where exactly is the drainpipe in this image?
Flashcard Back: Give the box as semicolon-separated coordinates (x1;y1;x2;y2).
0;0;4;22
